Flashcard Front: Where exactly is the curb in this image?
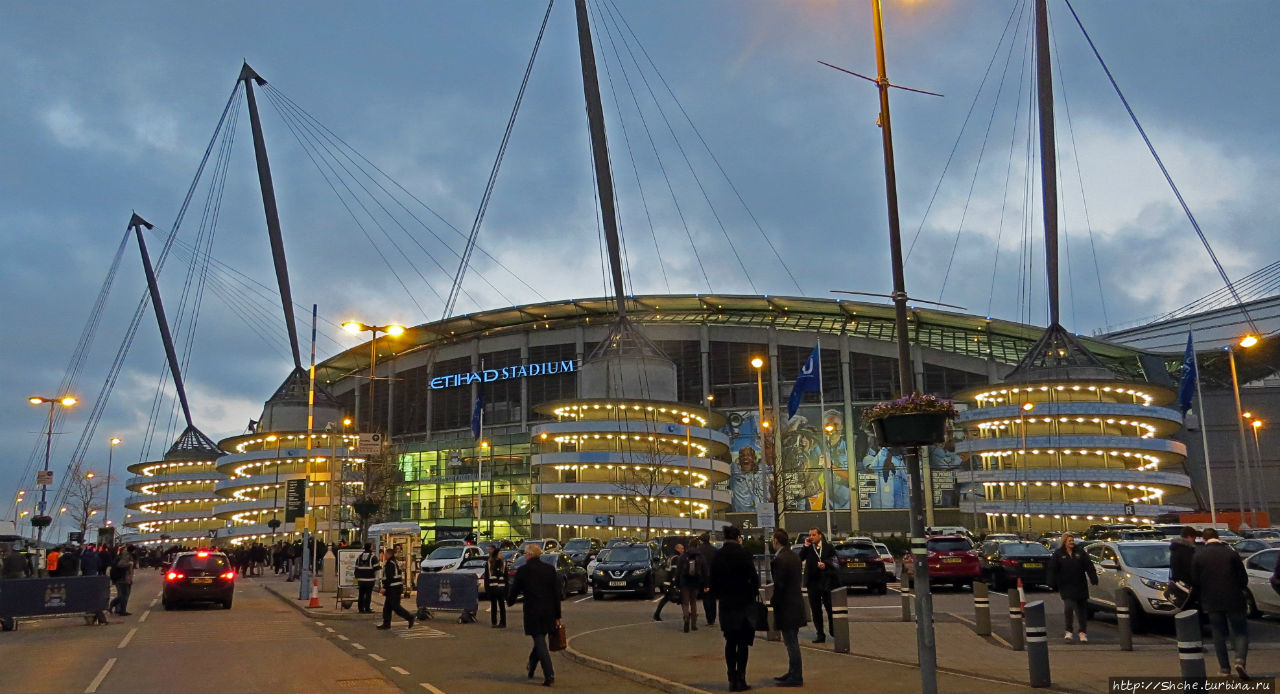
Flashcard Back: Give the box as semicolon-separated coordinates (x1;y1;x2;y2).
563;626;711;694
262;583;371;621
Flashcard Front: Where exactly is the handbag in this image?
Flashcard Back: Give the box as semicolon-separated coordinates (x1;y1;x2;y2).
752;597;770;632
549;621;567;651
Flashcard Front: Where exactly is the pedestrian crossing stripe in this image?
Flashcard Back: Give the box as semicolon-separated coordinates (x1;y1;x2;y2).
397;627;453;639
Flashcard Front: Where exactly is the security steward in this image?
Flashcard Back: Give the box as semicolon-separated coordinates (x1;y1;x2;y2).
377;546;415;630
797;527;837;643
354;542;379;614
485;544;508;628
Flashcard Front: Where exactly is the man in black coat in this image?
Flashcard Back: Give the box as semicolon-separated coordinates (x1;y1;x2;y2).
796;527;837;643
697;534;718;625
710;525;759;692
770;529;806;687
507;545;561;686
1046;532;1097;642
1168;526;1199;609
376;547;416;630
1191;528;1250;679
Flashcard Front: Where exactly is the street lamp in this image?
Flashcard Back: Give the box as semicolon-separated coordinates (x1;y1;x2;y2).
750;357;772;532
28;395;77;543
1020;402;1034;535
341;320;406;433
1227;336;1260;528
683;416;694;531
104;437;122;541
1243;414;1269;524
267;434;283;540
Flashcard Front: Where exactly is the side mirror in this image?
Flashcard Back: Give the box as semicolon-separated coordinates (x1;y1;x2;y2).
1099;560;1118;570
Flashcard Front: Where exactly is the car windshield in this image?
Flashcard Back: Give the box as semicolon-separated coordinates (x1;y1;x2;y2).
927;538;972;552
564;539;591;551
459;558;487;569
605;547;650;562
836;543;878;557
175;554;228;571
429;547;464;560
1002;543;1050;557
1117;545;1170;569
593;550;612;562
540;554;559;567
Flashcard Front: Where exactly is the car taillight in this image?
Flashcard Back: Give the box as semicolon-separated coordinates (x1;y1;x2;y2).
1001;558;1018;566
166;571;184;580
220;571;235;579
196;551;209;558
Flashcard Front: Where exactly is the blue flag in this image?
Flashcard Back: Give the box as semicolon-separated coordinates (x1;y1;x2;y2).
471;392;484;440
787;344;822;419
1177;332;1196;415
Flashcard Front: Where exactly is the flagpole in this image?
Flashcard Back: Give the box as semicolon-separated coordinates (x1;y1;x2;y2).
817;340;833;538
1190;330;1217;523
478;406;484;538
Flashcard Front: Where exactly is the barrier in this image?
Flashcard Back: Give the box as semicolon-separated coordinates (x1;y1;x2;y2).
1024;601;1051;688
1008;589;1025;651
1174;609;1206;679
831;586;849;653
0;575;110;631
900;580;913;622
415;571;479;623
1115;589;1132;651
972;580;991;636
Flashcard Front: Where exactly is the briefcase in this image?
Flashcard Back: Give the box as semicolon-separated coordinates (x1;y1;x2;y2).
550;621;567;651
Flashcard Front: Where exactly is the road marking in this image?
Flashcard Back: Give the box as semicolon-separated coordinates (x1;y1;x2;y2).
369;654;385;662
420;683;446;694
337;634;349;641
139;610;151;623
351;642;366;650
117;627;137;649
650;597;662;602
325;627;335;633
574;596;594;603
850;605;901;610
315;620;326;626
392;666;410;675
84;658;116;693
149;599;158;607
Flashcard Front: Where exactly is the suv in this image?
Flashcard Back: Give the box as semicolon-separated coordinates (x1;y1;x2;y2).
979;541;1051;591
562;537;602;567
163;550;234;610
834;540;889;593
420;545;482;572
1084;541;1175;633
590;543;666;599
925;535;981;589
519;538;561;554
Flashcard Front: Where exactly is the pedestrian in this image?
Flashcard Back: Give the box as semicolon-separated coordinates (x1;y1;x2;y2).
796;527;836;643
1191;528;1250;679
108;546;135;616
1167;526;1199;609
507;544;561;686
80;544;101;576
1;543;28;579
653;544;683;622
698;534;718;626
677;539;708;632
1046;532;1097;642
770;529;806;687
709;525;759;692
45;547;60;577
354;543;378;614
376;546;415;630
485;544;508;628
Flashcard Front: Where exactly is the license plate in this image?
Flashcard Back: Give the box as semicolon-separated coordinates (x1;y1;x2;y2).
846;561;866;568
942;557;963;564
193;577;213;584
609;581;627;587
1022;562;1043;568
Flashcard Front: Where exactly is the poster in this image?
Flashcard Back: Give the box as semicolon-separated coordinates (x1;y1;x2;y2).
337;548;362;589
720;406;852;513
856;408;967;510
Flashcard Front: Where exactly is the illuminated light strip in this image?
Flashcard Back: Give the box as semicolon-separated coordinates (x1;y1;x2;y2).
548;401;708;428
973;383;1156;406
549;434;709;457
982;481;1165;496
547;463;710;486
231;433;360;454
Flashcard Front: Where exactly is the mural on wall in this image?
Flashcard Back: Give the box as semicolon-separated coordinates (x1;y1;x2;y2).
855;407;968;510
721;407;852;513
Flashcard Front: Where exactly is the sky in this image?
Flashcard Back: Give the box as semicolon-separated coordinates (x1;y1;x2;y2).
3;1;1278;527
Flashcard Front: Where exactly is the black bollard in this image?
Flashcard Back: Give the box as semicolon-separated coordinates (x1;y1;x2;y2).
1008;588;1025;651
762;583;780;642
1174;609;1206;679
1024;600;1051;687
831;586;849;653
1115;588;1132;651
973;580;991;636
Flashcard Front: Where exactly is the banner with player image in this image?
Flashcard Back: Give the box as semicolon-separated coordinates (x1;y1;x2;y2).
853;405;967;510
720;407;852;513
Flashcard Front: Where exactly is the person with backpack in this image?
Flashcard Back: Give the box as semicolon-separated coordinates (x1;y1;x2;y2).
354;543;379;614
677;538;708;632
108;546;135;616
652;544;684;622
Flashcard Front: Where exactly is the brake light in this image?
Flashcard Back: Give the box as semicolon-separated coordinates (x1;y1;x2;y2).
220;571;235;580
166;572;185;580
1001;558;1018;567
196;551;209;558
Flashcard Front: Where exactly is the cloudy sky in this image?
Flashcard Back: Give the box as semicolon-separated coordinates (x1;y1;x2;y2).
3;1;1277;525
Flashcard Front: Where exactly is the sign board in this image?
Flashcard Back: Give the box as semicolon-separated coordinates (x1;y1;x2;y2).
755;502;776;530
1124;504;1136;516
68;531;84;544
36;470;53;486
284;479;307;522
337;548;363;589
429;359;578;390
356;433;383;455
591;515;615;525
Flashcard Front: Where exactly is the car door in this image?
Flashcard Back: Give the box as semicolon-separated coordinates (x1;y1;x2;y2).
1087;544;1119;608
1244;549;1280;615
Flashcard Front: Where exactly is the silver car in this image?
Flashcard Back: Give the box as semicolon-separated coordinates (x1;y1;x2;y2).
1083;541;1176;633
1244;548;1280;618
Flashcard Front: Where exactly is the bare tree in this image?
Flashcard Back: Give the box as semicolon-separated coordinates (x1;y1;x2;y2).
351;453;401;543
66;468;109;539
611;415;695;539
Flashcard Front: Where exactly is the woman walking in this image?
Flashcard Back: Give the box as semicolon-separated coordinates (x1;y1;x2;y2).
710;525;760;692
508;545;561;686
677;538;708;632
485;545;508;628
1047;532;1098;642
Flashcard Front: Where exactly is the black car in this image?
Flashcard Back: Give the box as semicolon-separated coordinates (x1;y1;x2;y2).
979;541;1051;591
508;551;588;599
163;550;234;610
590;543;666;599
834;541;889;593
562;537;602;567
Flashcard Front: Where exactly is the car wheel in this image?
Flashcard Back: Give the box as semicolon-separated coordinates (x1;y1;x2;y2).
162;599;173;611
990;572;1006;592
592;590;603;601
1127;592;1148;635
560;579;568;600
579;580;588;595
642;578;655;600
876;582;888;595
222;598;233;610
1246;592;1260;619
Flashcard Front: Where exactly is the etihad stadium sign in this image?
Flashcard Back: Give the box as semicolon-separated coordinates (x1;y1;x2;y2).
429;359;579;389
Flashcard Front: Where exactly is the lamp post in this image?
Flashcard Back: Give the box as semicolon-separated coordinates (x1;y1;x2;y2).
683;416;694;532
1244;414;1269;525
29;395;78;543
1227;335;1260;528
751;357;772;533
1019;402;1034;535
268;434;282;541
104;437;122;542
341;321;406;433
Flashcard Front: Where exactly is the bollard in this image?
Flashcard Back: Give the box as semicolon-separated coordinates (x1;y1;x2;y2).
801;585;813;623
1115;589;1132;651
1174;609;1206;680
900;582;913;622
1008;588;1025;651
1024;601;1051;687
831;587;849;653
762;584;781;642
973;580;991;636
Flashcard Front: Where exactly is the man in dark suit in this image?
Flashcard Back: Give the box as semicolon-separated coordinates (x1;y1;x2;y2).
508;545;562;686
797;527;836;643
1192;528;1250;679
697;533;718;625
710;525;760;692
770;529;806;687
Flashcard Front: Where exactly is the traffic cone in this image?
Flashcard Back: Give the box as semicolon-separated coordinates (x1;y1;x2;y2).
1017;577;1026;610
307;576;321;608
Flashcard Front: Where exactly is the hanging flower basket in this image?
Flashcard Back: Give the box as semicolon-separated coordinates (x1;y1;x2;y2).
862;393;956;447
267;518;282;530
352;499;381;519
29;514;52;528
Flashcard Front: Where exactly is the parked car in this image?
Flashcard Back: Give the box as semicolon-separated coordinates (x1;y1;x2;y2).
1084;541;1175;633
519;538;561;553
476;539;515;554
509;551;587;599
834;540;889;593
420;545;482;572
605;536;642;548
1230;538;1280;559
1249;529;1280;540
873;542;897;580
925;535;981;589
456;556;490;598
163;550;235;610
586;548;611;576
1243;548;1280;618
590;543;666;599
984;533;1022;544
563;537;602;567
979;541;1051;591
927;526;977;545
